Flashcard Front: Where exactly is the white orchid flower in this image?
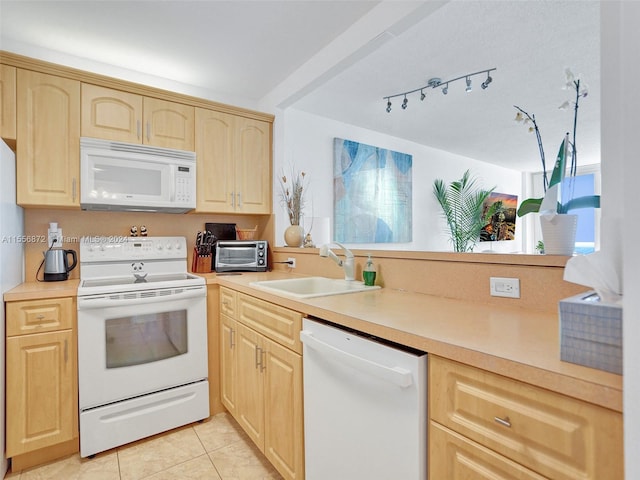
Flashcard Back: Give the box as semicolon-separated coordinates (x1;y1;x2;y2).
558;100;571;110
579;82;589;97
565;67;575;82
514;112;524;122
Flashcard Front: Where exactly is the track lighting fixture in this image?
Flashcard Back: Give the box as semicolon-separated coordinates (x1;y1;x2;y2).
481;72;493;89
383;67;496;112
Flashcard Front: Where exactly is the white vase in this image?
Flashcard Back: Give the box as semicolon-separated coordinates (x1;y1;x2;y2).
539;213;578;255
284;224;304;247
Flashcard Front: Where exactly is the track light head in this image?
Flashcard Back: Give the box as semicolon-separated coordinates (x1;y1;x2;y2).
386;100;392;113
442;84;448;95
481;74;493;89
465;76;472;93
401;96;408;109
420;90;426;101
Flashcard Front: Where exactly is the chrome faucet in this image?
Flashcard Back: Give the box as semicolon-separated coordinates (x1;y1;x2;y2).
319;242;355;281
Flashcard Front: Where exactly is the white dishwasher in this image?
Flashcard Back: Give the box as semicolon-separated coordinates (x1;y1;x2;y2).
300;317;427;480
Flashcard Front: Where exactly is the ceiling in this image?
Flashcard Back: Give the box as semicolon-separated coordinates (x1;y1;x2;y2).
0;1;601;172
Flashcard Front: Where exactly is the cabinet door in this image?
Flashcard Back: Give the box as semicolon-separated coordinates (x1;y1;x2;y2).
235;117;271;214
81;83;142;143
195;108;235;212
6;330;77;457
263;336;304;480
17;70;80;207
220;313;238;417
1;64;17;140
430;421;546;480
235;322;265;449
143;97;194;150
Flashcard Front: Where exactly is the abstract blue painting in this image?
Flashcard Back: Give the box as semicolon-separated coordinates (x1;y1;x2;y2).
334;138;412;243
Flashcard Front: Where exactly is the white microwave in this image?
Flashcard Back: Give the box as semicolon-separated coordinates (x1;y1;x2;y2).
80;137;196;213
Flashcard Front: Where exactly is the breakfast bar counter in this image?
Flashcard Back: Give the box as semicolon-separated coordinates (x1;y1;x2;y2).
203;271;622;413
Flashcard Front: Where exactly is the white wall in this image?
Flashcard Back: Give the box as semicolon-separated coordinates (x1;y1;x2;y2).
601;1;640;479
275;108;522;253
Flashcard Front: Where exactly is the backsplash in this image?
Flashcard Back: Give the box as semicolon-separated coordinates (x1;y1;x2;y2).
23;209;274;282
270;248;587;314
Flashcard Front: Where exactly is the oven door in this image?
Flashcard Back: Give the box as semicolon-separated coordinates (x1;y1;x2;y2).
77;285;207;410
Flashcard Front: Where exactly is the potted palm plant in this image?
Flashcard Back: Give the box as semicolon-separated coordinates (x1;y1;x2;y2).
433;170;498;252
514;68;600;255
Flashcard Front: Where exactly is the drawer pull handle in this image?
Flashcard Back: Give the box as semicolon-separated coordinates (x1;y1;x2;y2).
494;416;512;428
255;346;262;369
36;314;45;320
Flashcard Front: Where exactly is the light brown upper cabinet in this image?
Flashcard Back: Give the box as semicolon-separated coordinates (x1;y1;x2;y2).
1;64;17;141
195;108;271;214
81;84;194;151
17;69;80;208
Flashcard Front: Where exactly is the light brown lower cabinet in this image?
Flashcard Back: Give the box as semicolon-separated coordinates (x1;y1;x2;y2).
429;355;623;480
430;421;547;479
219;287;304;480
5;297;79;469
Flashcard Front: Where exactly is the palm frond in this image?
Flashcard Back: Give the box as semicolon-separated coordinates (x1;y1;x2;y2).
433;170;495;252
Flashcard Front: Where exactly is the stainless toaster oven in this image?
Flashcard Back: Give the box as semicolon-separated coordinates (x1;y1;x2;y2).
215;240;268;272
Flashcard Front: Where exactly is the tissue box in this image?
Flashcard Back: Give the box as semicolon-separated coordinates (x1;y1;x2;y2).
559;291;622;374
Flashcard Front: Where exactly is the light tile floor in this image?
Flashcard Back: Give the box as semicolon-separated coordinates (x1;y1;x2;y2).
5;413;284;480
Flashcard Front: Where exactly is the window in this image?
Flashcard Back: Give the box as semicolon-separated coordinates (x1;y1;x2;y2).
526;164;600;254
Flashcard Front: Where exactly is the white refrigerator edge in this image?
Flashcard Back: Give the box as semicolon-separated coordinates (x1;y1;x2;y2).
0;139;25;476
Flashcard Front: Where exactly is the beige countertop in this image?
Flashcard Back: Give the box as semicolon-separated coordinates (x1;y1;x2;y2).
206;271;622;413
3;279;79;301
4;273;622;413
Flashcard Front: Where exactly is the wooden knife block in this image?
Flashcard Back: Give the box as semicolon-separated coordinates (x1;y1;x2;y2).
192;247;212;273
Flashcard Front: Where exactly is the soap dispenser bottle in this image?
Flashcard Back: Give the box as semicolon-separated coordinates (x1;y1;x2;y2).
363;254;376;286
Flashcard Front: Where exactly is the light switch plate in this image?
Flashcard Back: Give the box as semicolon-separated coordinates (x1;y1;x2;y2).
490;277;520;298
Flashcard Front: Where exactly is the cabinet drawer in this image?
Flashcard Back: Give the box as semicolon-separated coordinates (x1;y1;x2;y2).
430;355;623;480
6;297;75;336
430;421;546;480
238;293;302;354
220;287;237;318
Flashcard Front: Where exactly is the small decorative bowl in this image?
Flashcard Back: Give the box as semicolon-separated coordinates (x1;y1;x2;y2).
236;225;257;240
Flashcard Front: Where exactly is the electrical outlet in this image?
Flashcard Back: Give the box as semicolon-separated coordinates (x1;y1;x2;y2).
287;257;296;268
48;228;63;248
490;277;520;298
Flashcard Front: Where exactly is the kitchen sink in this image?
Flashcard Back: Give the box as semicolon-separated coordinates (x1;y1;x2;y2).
250;276;380;299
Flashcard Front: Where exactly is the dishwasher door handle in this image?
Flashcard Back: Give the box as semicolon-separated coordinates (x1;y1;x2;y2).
300;330;413;388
